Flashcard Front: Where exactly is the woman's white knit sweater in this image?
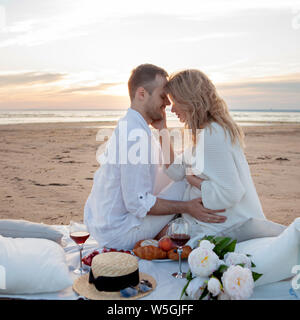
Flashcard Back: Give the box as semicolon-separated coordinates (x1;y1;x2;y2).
164;122;266;238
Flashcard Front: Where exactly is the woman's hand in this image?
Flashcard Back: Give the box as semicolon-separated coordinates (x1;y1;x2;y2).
186;197;227;223
186;174;205;189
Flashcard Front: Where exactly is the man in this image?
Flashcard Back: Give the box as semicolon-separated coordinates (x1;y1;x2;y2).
84;64;226;250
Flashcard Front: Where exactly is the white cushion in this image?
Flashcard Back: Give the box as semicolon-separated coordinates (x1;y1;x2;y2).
218;218;286;242
0;219;63;243
235;218;300;287
187;218;286;248
0;235;73;294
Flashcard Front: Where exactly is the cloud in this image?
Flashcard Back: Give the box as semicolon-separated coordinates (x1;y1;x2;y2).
0;71;66;87
0;2;94;48
2;0;298;48
217;73;300;92
0;17;88;48
173;32;246;43
61;82;124;94
0;72;299;110
216;73;300;108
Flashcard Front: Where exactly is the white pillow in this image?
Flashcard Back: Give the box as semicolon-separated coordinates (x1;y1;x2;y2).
217;218;286;242
0;235;73;294
187;218;286;248
234;218;300;287
0;219;63;243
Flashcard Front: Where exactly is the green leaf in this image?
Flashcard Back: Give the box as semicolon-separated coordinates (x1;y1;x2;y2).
214;237;232;255
180;278;192;300
214;236;228;244
186;269;193;281
252;271;263;282
213;264;229;280
199;286;209;300
207;235;215;240
251;262;256;268
217;264;229;273
223;239;237;254
200;235;215;243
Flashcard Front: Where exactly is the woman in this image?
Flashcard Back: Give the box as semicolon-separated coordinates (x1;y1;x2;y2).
155;69;300;287
157;69;266;241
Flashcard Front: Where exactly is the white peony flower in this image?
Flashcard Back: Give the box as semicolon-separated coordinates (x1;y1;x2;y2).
224;252;252;269
207;277;222;296
221;265;254;300
199;240;215;251
218;291;231;300
188;247;220;277
185;276;208;300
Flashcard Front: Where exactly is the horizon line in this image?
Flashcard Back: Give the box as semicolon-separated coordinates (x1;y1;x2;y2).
0;108;300;112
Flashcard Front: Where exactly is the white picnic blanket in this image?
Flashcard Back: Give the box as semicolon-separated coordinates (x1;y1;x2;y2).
0;224;299;300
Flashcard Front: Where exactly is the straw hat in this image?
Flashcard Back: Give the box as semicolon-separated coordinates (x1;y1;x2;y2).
73;252;156;300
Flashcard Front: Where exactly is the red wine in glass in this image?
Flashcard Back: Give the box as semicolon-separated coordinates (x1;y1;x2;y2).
170;233;191;247
167;218;191;279
69;221;90;275
70;231;90;245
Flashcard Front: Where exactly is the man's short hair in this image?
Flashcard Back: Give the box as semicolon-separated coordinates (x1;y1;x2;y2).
128;64;168;101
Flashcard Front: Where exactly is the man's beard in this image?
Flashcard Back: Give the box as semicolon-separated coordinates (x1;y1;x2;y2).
145;107;163;122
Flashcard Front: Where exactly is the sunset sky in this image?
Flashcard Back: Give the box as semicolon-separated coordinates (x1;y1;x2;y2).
0;0;300;110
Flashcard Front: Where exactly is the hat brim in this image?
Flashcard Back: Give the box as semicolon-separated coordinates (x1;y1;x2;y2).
73;272;156;300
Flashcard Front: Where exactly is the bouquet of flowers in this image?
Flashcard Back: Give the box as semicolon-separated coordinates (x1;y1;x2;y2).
181;235;263;300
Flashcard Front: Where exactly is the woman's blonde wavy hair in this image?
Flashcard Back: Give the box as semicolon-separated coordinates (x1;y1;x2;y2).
165;69;245;148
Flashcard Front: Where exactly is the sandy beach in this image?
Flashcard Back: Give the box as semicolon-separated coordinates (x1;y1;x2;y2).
0;122;299;227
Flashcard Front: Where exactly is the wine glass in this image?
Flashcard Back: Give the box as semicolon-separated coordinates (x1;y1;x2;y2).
69;220;90;275
167;218;191;279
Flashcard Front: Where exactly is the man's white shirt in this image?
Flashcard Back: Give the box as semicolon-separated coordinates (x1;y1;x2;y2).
84;108;161;246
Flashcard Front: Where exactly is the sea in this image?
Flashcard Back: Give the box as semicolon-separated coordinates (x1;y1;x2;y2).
0;109;300;127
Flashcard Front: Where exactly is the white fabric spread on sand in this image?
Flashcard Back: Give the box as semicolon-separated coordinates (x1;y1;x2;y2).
0;220;299;300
